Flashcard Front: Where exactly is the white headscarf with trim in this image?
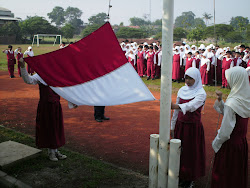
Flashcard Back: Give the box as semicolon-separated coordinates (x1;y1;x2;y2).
225;66;250;118
177;67;206;100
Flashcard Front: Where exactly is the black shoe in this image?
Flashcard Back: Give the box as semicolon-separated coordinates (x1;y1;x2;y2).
102;116;110;120
10;75;15;78
152;78;155;80
221;86;225;88
146;76;150;80
95;118;103;122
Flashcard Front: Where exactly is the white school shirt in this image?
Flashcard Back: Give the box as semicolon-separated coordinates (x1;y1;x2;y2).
171;95;206;130
3;49;17;56
212;100;238;153
242;55;249;63
157;50;162;66
20;67;75;109
153;50;161;65
235;57;242;66
200;58;210;71
24;50;34;57
204;51;215;65
186;57;196;68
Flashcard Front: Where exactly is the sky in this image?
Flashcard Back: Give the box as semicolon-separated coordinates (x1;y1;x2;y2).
0;0;250;26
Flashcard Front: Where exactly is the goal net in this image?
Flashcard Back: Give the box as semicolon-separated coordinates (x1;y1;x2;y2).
32;34;62;46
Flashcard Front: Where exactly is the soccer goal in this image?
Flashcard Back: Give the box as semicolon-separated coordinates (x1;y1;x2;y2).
32;34;62;46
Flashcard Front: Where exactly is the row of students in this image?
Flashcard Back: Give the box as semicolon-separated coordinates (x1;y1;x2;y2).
171;66;249;188
2;45;35;78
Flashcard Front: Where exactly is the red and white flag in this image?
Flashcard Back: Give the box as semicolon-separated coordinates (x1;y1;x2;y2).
24;22;155;106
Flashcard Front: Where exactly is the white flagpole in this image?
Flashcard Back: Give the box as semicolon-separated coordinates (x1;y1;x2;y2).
158;0;174;187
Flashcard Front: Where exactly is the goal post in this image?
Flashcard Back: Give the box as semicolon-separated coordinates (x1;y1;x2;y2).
32;34;62;46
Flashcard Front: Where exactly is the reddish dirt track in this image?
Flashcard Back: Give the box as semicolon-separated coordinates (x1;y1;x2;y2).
0;70;250;185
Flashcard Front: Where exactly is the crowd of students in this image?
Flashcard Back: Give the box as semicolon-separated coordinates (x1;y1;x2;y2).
121;41;250;87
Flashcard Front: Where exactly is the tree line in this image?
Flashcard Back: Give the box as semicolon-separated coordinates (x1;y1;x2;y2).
0;7;249;44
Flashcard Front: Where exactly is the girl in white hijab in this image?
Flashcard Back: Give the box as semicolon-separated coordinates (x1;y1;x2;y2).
171;67;207;187
211;66;250;188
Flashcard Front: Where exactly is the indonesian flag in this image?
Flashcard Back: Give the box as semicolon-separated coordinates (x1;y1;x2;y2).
24;22;155;106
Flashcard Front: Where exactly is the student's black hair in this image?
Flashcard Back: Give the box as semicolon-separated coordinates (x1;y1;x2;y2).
62;42;66;45
138;45;143;49
215;45;220;48
8;45;12;49
226;51;232;55
149;46;154;50
240;44;246;48
154;45;159;50
70;42;73;44
240;52;245;56
150;43;153;46
236;52;240;55
125;39;129;43
201;49;205;52
232;50;235;53
195;51;200;54
187;52;192;55
144;45;149;49
246;46;250;49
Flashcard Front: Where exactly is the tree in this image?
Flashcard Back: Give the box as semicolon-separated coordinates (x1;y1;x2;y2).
224;31;244;43
194;18;206;28
154;32;162;40
202;13;212;26
69;18;83;34
230;16;249;32
129;17;150;26
116;27;145;39
0;22;22;41
65;7;83;21
175;11;196;29
61;24;75;42
81;24;102;38
173;27;188;41
153;19;162;26
47;6;65;27
88;12;108;25
204;24;234;41
246;24;250;41
19;16;59;39
187;27;204;44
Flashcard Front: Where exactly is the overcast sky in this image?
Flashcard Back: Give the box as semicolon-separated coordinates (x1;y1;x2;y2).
1;0;249;26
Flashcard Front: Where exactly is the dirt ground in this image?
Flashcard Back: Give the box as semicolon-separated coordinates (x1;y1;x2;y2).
0;70;249;187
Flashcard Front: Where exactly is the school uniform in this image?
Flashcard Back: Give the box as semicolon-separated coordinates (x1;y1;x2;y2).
200;57;210;85
172;51;181;81
205;51;215;84
220;57;234;87
3;50;16;77
212;67;250;188
215;51;223;84
137;51;145;77
155;50;162;78
194;56;200;69
146;52;155;78
171;67;206;182
15;49;23;77
233;57;242;67
185;57;196;72
179;51;186;80
20;67;65;149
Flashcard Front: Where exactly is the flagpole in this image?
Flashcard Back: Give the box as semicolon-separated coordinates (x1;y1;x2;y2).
158;0;174;187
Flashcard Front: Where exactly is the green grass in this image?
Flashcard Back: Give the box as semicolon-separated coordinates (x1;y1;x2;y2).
0;126;131;187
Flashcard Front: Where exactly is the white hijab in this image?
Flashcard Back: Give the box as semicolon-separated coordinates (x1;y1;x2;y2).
178;67;206;100
225;66;250;118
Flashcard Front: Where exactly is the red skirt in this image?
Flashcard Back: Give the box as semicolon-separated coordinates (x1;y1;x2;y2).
174;120;206;181
36;99;65;149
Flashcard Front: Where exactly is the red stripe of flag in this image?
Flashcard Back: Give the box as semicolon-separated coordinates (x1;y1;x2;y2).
24;22;127;87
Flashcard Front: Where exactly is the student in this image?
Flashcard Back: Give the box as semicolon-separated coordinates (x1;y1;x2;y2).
185;52;196;72
2;45;16;78
24;46;35;75
171;67;206;188
172;46;181;82
15;47;23;77
219;51;234;88
143;45;149;76
233;52;242;66
137;45;145;77
194;51;201;69
146;46;155;80
155;45;162;79
204;46;215;85
211;66;250;188
18;58;72;162
200;54;210;86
